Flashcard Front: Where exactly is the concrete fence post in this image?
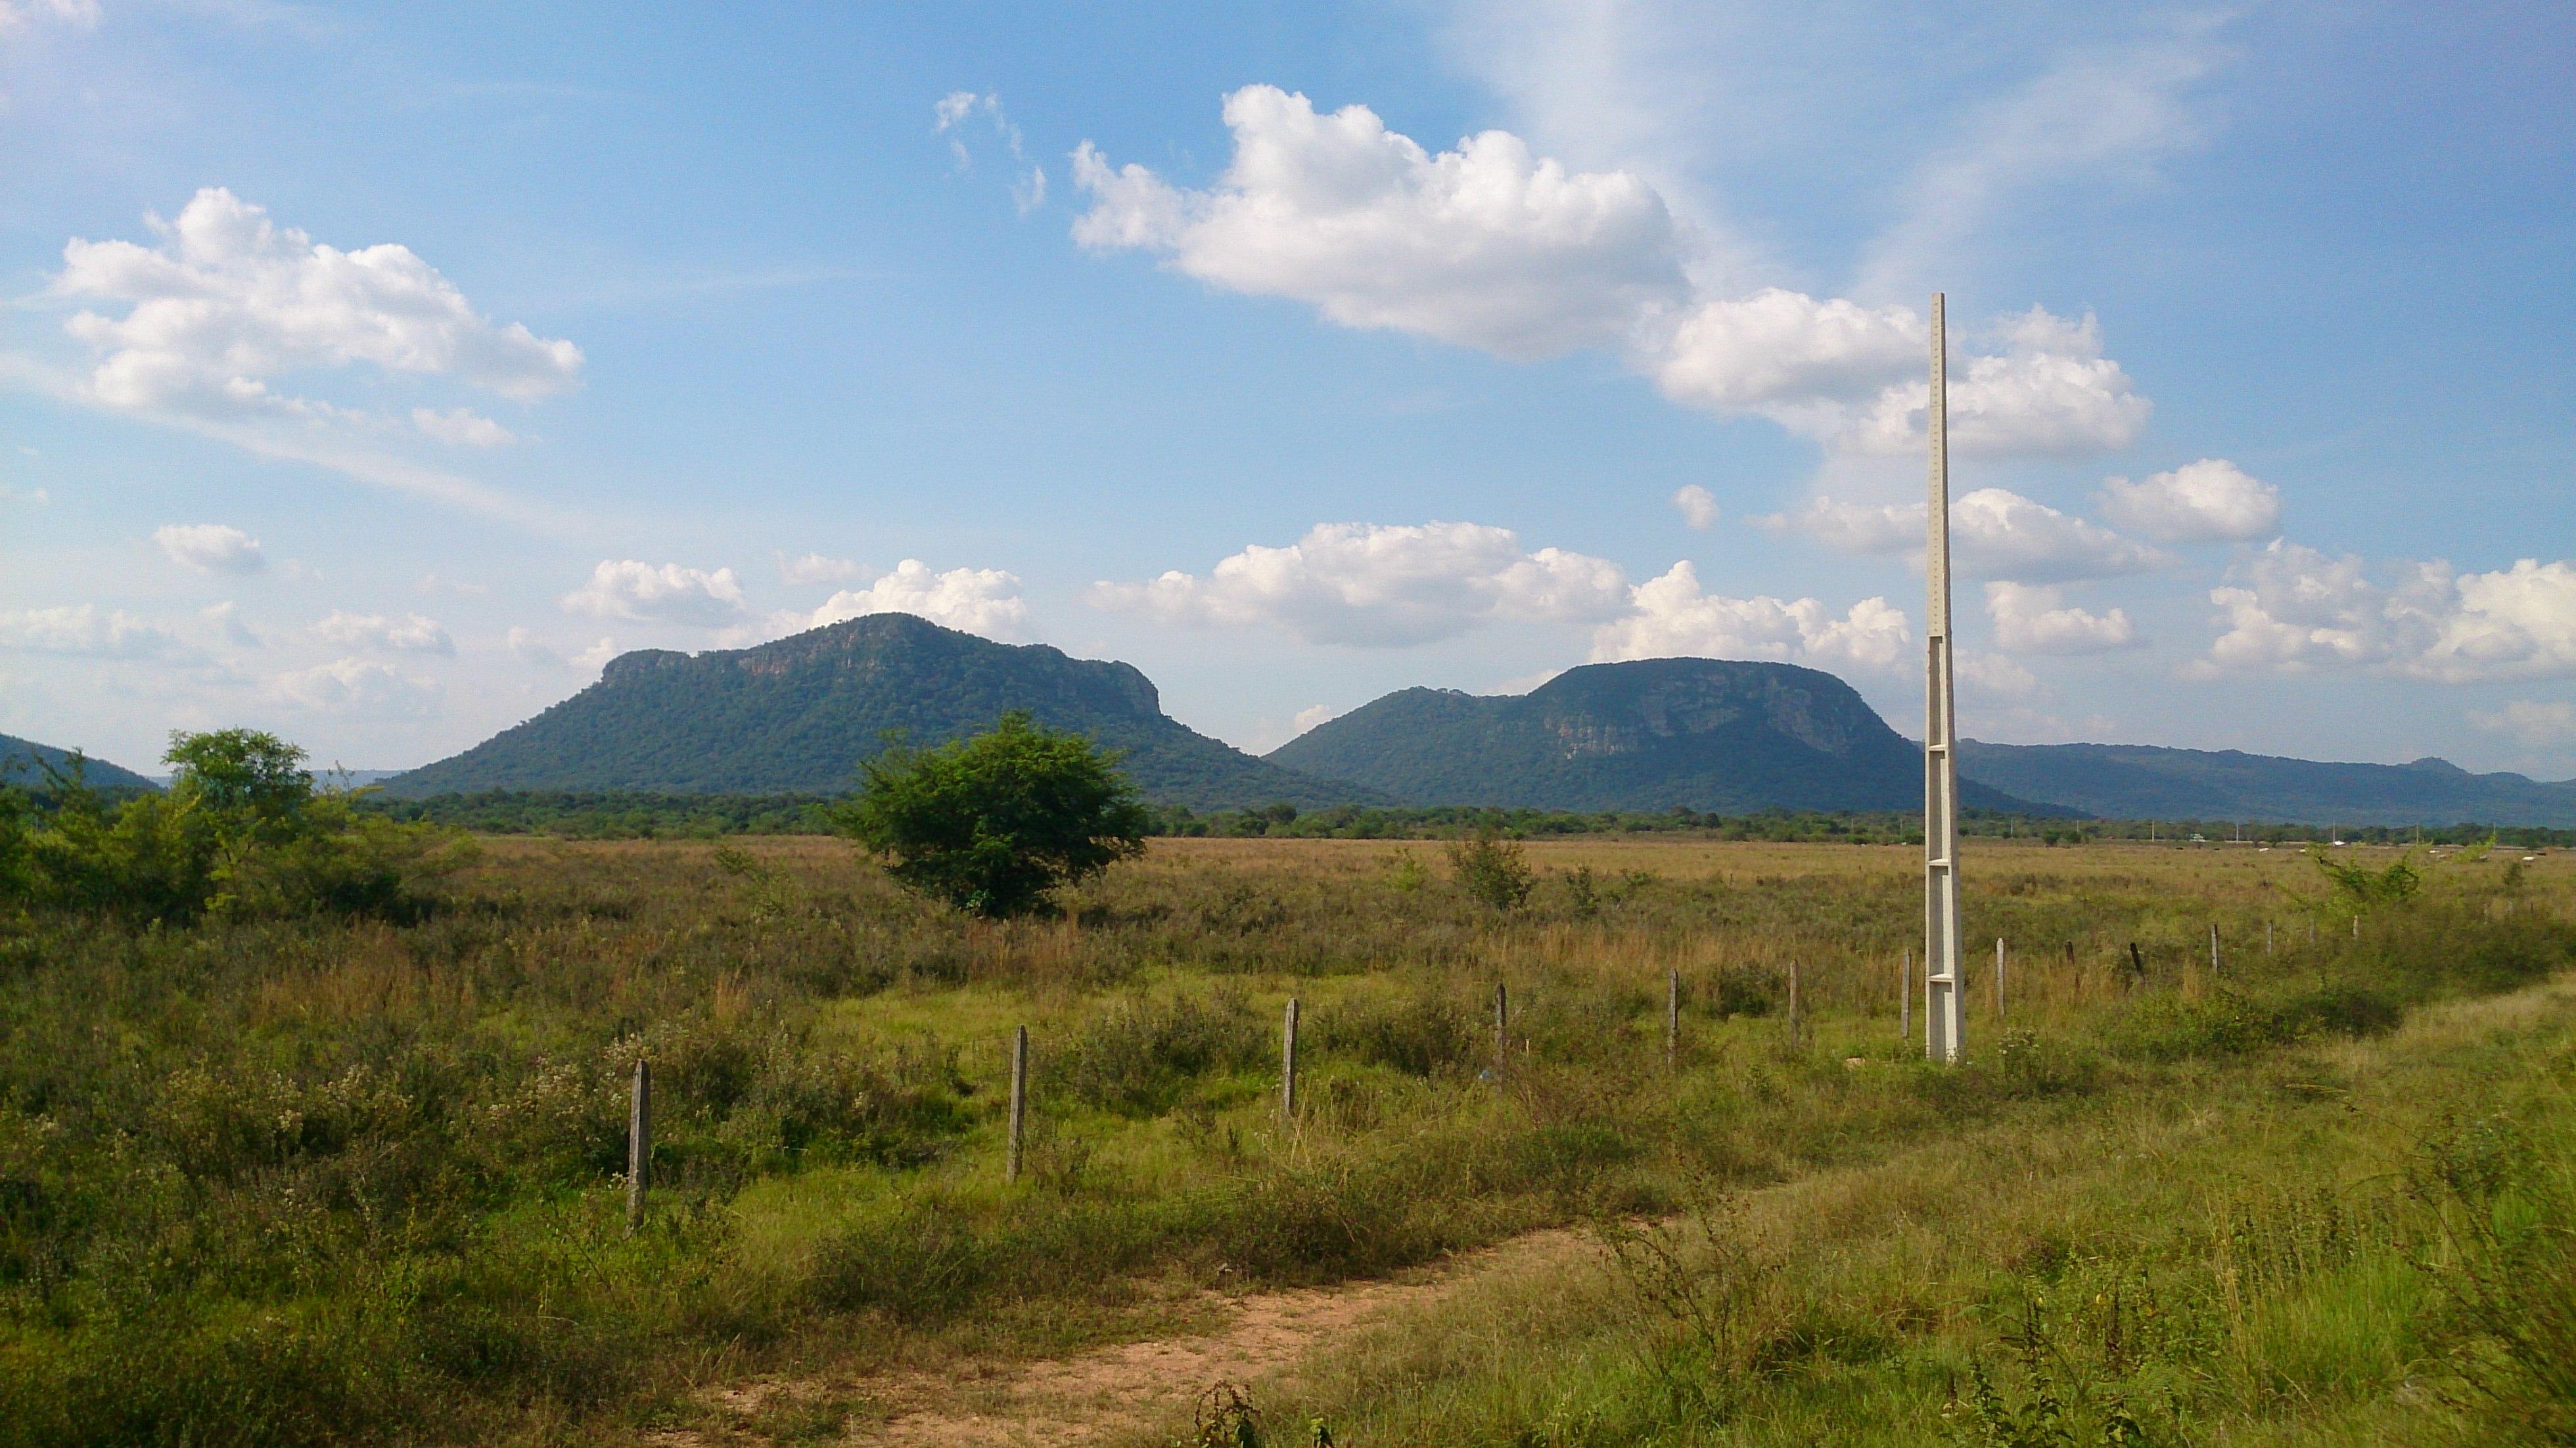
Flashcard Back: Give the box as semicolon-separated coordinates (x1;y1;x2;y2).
626;1058;650;1234
1007;1025;1028;1183
1665;968;1680;1071
1281;997;1300;1120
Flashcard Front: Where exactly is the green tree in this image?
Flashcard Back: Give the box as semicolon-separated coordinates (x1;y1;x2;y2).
1448;825;1534;913
0;729;467;922
833;712;1150;917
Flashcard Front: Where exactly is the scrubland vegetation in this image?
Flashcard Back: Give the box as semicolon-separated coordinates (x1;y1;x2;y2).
1;776;2569;1443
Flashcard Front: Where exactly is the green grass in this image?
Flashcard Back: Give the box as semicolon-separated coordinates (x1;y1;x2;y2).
0;834;2567;1445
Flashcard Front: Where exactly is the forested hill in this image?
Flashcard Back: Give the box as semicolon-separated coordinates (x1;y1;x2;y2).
0;733;157;792
1955;740;2576;827
384;614;1367;808
1265;658;2052;815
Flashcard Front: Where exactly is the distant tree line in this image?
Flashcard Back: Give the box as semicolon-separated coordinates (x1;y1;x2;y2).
348;789;2576;849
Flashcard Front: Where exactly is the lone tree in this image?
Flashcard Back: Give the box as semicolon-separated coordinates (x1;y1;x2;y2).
834;711;1150;917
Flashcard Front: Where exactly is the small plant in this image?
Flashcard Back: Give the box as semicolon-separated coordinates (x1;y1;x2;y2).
1448;825;1534;913
1389;853;1429;892
1180;1384;1265;1447
2307;845;2421;916
1566;864;1602;919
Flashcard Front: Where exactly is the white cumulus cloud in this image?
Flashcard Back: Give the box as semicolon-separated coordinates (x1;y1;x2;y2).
1590;561;1909;671
1985;581;2140;654
312;610;453;656
0;604;187;659
411;407;516;447
2470;700;2576;747
801;559;1034;641
778;551;862;585
1769;487;2163;582
2099;458;2279;542
1956;651;2041;696
1091;520;1630;647
54;188;582;420
1670;484;1720;530
154;522;265;574
2203;544;2576;681
1074;89;2153;458
561;560;747;627
0;0;97;34
1843;309;2150;457
1073;85;1690;359
269;658;441;717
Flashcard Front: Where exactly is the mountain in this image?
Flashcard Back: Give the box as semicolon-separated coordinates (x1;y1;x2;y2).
0;733;158;792
1265;657;2051;814
1955;740;2576;827
384;614;1362;808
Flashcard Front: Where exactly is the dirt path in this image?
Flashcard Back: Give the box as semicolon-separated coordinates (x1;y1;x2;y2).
670;1227;1593;1447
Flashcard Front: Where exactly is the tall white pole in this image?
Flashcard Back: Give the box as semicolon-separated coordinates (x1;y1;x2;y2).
1925;294;1967;1063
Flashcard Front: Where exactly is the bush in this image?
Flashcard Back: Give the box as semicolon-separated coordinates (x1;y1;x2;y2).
0;729;468;924
831;711;1150;918
1448;826;1533;913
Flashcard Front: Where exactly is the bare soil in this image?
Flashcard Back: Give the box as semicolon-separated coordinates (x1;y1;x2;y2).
660;1227;1592;1447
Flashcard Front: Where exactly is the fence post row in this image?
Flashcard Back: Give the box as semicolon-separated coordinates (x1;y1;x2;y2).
1281;997;1300;1120
1007;1025;1028;1184
626;1058;650;1234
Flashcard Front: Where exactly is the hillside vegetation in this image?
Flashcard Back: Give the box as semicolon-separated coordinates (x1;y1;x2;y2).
384;614;1360;809
0;733;156;794
1960;738;2576;828
0;828;2566;1445
1266;659;2049;814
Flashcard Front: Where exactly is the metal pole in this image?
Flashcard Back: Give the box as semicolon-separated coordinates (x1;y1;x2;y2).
1923;292;1966;1063
1007;1025;1028;1183
1281;997;1300;1120
626;1058;650;1234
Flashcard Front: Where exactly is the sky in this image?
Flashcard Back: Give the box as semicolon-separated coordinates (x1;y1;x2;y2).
3;1;2571;779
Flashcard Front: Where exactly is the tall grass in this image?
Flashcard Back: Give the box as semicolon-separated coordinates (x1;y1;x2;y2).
0;835;2563;1445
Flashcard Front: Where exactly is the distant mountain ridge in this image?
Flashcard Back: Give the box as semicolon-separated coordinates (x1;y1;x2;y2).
1265;658;2052;815
0;733;157;792
385;614;1362;808
1956;740;2576;827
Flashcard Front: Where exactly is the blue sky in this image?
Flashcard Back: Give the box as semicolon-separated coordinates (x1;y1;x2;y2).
3;1;2571;778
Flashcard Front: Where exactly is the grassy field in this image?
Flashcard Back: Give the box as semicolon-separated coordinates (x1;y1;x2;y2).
0;833;2567;1445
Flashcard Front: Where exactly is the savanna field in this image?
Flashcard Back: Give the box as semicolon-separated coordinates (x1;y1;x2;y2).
3;830;2573;1447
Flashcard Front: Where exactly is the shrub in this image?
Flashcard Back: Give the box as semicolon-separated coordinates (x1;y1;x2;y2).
1448;826;1533;913
0;729;467;924
831;711;1151;918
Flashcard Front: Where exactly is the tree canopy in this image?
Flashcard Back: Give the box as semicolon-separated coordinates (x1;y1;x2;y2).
832;711;1150;917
